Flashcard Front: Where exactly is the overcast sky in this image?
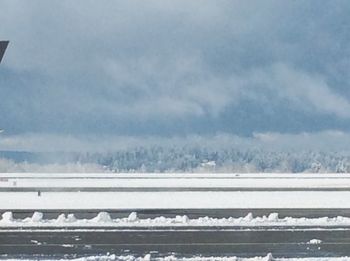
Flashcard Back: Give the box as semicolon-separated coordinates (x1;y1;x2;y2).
1;0;350;151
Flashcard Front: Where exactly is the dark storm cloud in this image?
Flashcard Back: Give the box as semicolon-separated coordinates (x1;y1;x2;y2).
1;0;350;150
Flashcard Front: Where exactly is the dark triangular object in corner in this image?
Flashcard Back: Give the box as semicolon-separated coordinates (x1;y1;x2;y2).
0;41;9;64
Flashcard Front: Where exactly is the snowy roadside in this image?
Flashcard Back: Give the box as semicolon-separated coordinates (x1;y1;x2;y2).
2;211;350;228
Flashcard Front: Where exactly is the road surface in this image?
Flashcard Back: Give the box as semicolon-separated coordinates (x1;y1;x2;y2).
0;227;349;258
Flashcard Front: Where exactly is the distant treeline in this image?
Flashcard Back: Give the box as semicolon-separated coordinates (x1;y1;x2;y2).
1;146;350;173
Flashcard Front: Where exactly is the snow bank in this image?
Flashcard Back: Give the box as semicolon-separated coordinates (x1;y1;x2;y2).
3;211;350;228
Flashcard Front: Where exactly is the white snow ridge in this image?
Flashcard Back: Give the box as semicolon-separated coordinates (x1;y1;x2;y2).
2;211;350;228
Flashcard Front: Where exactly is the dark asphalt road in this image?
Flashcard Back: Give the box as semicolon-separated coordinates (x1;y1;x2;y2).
1;228;350;258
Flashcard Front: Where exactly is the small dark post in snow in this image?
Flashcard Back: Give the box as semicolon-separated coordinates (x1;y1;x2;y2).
37;190;41;197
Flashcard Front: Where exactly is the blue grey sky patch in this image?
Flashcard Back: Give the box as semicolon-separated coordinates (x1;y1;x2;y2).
1;0;350;151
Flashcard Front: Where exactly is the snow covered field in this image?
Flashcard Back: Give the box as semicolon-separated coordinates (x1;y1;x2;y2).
1;173;350;210
3;191;350;209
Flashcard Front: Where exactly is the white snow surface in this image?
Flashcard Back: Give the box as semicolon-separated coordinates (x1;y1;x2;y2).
2;211;350;228
2;173;350;209
3;191;350;209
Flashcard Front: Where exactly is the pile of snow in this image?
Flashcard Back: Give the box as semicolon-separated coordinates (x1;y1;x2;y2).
66;214;77;222
55;214;66;223
308;239;323;245
1;212;13;222
91;212;112;223
175;215;189;224
127;212;138;222
54;213;77;223
31;212;43;222
2;211;350;228
268;213;279;222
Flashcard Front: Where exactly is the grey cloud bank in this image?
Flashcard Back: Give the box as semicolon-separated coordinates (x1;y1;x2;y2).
1;131;350;153
1;0;350;151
